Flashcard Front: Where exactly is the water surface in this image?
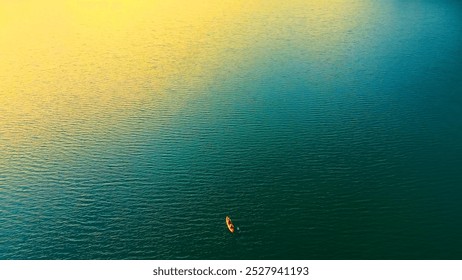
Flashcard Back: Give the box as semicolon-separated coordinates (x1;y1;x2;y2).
1;0;461;259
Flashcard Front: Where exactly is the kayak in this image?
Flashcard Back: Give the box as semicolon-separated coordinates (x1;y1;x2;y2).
226;216;235;233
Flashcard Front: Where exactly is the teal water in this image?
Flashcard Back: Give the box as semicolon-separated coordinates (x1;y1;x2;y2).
1;0;462;259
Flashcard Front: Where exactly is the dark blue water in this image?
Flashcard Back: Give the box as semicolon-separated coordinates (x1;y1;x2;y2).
1;0;461;259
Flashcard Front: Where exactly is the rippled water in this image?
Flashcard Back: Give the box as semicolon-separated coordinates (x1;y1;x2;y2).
1;0;462;259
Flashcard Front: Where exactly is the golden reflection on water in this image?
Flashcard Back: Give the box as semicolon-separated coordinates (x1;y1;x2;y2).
0;0;370;146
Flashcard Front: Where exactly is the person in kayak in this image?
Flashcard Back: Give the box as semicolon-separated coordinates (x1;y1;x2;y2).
226;216;235;232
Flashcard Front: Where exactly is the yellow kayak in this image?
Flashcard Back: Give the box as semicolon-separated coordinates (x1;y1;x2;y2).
226;216;235;233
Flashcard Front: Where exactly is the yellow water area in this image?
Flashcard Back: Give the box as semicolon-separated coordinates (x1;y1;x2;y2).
0;0;370;146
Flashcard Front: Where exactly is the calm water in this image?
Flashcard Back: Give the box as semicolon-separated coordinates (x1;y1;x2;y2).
1;0;461;259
